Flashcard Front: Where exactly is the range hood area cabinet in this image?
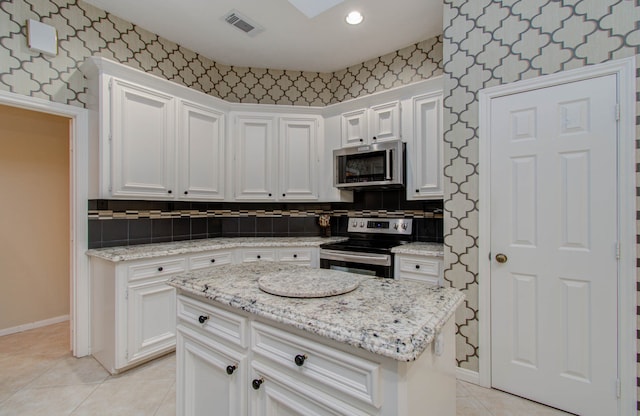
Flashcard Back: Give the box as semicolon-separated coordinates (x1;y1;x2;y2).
340;101;401;147
230;112;322;202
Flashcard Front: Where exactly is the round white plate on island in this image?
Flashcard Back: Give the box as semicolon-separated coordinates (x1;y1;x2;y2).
258;268;361;298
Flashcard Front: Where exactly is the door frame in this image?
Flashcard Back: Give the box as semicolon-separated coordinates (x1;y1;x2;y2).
477;56;636;415
0;90;90;357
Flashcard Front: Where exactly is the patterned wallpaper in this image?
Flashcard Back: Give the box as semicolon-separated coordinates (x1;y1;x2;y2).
441;0;640;379
0;0;442;108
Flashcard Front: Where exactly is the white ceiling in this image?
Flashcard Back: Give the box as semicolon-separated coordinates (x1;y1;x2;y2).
83;0;443;73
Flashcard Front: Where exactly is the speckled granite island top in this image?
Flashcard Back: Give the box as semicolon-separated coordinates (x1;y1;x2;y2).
391;242;444;257
86;236;348;262
168;262;464;362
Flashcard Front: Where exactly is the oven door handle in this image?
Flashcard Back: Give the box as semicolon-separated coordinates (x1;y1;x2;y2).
319;249;391;266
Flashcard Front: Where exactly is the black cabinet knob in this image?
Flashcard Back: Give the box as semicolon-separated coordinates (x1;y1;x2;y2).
257;255;261;259
293;254;297;259
211;258;216;263
359;138;364;142
184;191;188;195
168;190;172;194
157;267;164;272
282;193;285;197
268;193;272;197
372;136;377;140
226;365;236;375
415;189;419;193
198;315;209;324
294;354;307;366
252;378;264;390
415;264;420;270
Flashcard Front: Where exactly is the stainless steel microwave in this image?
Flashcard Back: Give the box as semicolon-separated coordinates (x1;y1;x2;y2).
333;140;405;189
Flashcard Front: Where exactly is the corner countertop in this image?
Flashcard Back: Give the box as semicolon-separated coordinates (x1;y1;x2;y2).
86;236;349;262
391;242;444;257
168;262;464;362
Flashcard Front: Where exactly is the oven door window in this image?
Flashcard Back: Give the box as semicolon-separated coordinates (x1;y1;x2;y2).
321;259;392;278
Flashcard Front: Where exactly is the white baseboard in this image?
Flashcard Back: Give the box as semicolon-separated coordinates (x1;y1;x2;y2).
456;367;480;385
0;315;70;337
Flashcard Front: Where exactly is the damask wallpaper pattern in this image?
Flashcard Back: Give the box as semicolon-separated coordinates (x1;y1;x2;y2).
441;0;640;379
0;0;442;108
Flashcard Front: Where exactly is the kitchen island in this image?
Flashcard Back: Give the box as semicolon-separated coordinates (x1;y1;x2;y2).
169;262;464;416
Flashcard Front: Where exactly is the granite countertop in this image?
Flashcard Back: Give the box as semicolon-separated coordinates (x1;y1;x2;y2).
391;242;444;257
168;262;464;362
86;236;348;262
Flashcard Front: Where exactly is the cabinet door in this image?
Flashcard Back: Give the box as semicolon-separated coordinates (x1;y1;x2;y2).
368;101;400;143
234;115;276;200
279;117;318;201
407;93;443;200
177;327;246;416
126;279;176;364
340;109;368;147
178;101;225;200
110;78;175;198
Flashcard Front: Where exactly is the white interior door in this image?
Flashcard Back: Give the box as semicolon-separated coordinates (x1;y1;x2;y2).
489;74;619;416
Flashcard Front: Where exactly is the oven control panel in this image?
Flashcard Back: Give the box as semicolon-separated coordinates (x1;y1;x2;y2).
347;217;413;235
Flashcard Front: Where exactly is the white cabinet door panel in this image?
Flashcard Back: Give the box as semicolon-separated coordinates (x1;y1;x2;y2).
127;279;176;363
178;101;225;200
279;117;318;200
235;115;275;200
341;109;368;147
369;101;400;143
111;79;175;198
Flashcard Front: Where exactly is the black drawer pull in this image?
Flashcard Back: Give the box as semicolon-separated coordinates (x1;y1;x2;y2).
211;258;216;263
415;264;420;270
293;254;297;259
294;354;307;366
157;267;164;272
252;378;264;390
257;255;261;259
198;315;209;324
226;365;236;375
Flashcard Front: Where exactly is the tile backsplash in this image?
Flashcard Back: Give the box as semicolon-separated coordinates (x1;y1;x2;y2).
89;193;443;249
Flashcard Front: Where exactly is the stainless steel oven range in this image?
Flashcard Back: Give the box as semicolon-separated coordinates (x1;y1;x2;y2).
319;217;413;278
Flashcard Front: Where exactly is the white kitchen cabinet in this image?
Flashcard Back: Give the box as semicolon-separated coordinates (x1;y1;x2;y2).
239;248;277;263
238;247;317;267
405;92;444;200
394;253;443;286
232;113;320;202
90;256;186;373
110;78;176;199
234;114;277;201
278;117;319;200
341;101;400;147
177;101;226;200
175;293;457;416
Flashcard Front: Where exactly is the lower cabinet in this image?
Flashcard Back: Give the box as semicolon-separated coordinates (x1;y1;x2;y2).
177;325;247;416
176;294;457;416
394;253;443;286
90;245;321;374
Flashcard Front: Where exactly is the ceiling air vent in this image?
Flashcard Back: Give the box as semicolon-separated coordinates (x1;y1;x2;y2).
223;10;265;37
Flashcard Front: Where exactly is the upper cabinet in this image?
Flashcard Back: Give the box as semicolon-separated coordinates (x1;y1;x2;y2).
110;79;176;199
232;113;320;202
340;101;400;147
404;92;444;200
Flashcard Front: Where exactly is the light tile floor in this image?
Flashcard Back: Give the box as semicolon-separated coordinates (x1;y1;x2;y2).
0;322;573;416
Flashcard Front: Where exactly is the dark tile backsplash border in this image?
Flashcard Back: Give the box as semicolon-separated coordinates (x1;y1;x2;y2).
88;192;443;249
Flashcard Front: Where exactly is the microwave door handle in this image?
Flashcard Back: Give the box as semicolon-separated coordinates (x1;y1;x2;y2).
385;149;392;180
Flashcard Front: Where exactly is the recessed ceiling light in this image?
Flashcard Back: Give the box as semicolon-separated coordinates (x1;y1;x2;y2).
345;11;363;25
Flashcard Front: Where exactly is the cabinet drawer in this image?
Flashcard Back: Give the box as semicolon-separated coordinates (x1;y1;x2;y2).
177;295;248;348
398;256;440;277
189;251;233;270
240;249;276;263
276;248;312;263
127;258;187;281
251;321;381;408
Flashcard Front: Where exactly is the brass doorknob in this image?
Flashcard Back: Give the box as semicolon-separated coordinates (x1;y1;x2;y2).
495;253;508;264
